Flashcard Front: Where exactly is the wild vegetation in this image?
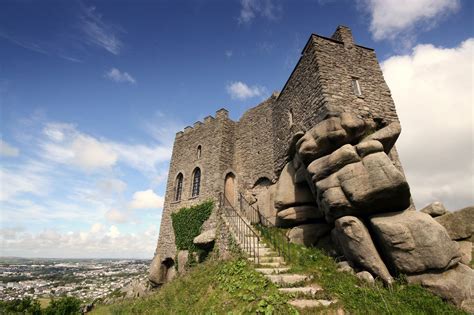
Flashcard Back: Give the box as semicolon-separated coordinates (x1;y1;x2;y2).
257;226;466;315
171;200;213;265
0;296;82;315
92;258;297;314
92;227;466;315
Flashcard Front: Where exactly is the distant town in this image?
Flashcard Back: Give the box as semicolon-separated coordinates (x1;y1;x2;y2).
0;257;150;302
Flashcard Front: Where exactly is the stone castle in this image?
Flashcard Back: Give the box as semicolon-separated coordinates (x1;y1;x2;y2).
148;26;473;311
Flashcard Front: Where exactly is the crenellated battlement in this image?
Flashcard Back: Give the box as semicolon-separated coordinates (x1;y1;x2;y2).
175;108;233;138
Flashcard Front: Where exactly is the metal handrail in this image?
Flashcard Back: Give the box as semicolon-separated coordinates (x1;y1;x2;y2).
238;192;292;262
219;193;260;264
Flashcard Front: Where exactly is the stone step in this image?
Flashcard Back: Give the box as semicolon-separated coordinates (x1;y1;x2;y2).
257;261;286;268
244;248;277;257
278;284;323;296
264;274;309;286
288;299;336;309
248;256;285;264
255;267;290;275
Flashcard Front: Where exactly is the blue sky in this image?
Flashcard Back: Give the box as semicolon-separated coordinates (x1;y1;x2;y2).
1;0;473;258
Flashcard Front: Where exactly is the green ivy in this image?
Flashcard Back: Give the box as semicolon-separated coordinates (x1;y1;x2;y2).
171;200;213;254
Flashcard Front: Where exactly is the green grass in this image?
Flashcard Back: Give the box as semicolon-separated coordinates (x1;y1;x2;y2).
257;225;467;315
37;298;50;309
91;258;298;315
92;227;468;315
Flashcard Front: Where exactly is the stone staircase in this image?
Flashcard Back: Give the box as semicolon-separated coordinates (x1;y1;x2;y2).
221;206;339;311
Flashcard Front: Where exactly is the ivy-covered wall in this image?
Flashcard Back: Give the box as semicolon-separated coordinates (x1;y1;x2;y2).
171;200;213;253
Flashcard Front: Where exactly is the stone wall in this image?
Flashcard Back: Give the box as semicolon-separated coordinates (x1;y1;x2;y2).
234;96;277;189
151;25;410;284
153;109;235;263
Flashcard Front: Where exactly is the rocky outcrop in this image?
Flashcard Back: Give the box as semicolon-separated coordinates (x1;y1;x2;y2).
407;264;474;313
333;216;393;285
370;211;461;274
458;241;472;265
177;250;189;274
193;228;216;250
356;271;375;284
286;223;331;246
435;206;474;240
294;115;410;223
149;256;176;285
266;113;473;310
254;184;278;226
296;113;371;165
314;151;410;222
420;202;447;217
276;206;322;227
274;162;316;210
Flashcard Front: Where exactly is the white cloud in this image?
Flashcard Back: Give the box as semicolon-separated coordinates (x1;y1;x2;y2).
381;38;474;210
111;143;171;173
105;208;128;223
106;225;120;238
80;6;123;55
90;223;105;234
0;139;19;157
360;0;460;41
0;161;51;201
40;127;118;171
129;189;164;209
71;135;118;169
40;122;172;173
226;81;267;100
105;68;136;84
238;0;282;25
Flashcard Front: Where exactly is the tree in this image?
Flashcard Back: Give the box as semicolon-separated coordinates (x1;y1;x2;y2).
0;297;41;315
43;296;81;315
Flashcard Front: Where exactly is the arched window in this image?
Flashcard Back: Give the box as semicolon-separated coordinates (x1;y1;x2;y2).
191;168;201;197
175;173;183;201
197;145;202;159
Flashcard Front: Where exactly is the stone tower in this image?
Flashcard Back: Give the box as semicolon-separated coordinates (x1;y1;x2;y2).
149;25;404;284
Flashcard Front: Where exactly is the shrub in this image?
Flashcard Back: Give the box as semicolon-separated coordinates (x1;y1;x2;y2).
0;297;41;315
43;296;81;315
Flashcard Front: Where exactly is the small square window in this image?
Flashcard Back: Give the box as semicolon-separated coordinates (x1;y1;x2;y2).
352;78;362;96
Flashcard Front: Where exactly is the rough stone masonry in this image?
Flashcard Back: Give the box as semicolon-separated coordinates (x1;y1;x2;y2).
148;26;473;312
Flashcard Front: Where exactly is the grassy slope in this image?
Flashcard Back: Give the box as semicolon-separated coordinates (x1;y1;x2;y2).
259;227;467;315
93;228;467;315
91;259;299;315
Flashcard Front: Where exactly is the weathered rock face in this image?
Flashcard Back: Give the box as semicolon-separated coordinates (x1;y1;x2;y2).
149;256;176;285
356;271;375;285
370;211;461;274
177;250;189;274
286;223;331;246
294;115;411;223
254;184;278;226
276;205;322;228
457;241;473;265
296;114;370;166
193;228;216;250
274;162;316;211
407;264;474;313
420;202;447;217
121;279;153;299
314;151;410;222
333;216;393;285
435;206;474;240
